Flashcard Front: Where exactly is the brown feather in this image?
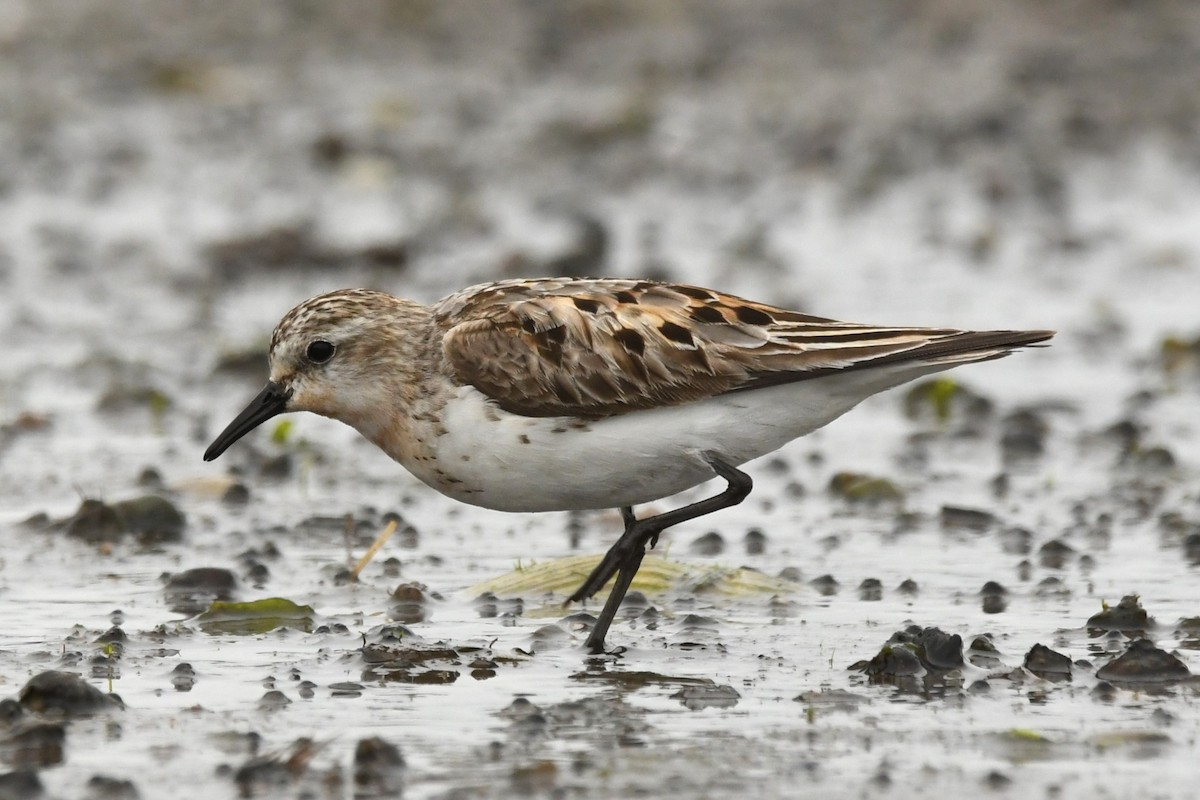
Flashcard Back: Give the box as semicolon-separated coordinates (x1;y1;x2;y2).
434;278;1053;419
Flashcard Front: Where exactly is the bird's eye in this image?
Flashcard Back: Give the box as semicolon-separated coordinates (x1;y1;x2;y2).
306;340;336;364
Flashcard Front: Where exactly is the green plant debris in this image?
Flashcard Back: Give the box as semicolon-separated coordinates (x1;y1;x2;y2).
197;597;316;635
271;419;294;445
908;377;959;422
827;472;904;503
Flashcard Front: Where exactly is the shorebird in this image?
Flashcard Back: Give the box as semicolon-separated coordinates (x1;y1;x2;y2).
204;278;1052;653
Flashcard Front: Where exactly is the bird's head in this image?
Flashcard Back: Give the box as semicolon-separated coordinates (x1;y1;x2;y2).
204;289;427;461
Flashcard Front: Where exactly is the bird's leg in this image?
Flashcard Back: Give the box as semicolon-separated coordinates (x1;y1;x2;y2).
568;452;753;654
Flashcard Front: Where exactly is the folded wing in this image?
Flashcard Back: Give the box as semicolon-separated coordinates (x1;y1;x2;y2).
435;278;1053;419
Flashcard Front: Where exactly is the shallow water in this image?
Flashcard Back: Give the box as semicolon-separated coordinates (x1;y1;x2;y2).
3;2;1200;798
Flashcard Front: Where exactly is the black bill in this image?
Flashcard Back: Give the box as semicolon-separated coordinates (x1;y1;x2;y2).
203;381;291;461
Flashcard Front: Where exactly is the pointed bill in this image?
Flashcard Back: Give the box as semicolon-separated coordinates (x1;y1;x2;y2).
204;381;291;461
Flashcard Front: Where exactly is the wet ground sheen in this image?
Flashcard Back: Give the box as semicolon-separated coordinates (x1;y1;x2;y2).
3;2;1200;798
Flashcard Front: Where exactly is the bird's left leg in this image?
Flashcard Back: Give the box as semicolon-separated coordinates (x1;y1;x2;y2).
568;452;752;654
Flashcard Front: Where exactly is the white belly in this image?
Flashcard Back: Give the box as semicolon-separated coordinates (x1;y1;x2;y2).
417;362;939;512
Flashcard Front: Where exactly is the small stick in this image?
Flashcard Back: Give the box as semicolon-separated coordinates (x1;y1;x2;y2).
350;519;398;580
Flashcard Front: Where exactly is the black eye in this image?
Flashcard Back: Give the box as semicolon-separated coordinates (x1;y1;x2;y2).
306;340;336;364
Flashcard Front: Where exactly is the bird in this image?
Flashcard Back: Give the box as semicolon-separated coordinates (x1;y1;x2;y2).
204;277;1053;653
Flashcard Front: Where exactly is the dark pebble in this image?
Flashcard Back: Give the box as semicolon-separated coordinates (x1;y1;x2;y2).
354;736;406;797
529;624;571;651
497;697;540;719
1086;594;1153;632
392;515;420;549
170;663;196;692
0;770;42;799
896;578;919;596
981;595;1007;615
1095;638;1191;683
778;566;802;582
311;133;348;166
689;531;724;556
18;671;120;717
1183;533;1200;565
1001;408;1048;461
980;581;1008;614
1102;418;1142;453
388;583;427;624
1038;539;1075;569
764;457;789;475
854;626;963;675
258;454;293;480
136;467;164;489
245;563;270;586
940;505;997;533
84;775;140;800
1023;643;1072;680
2;722;65;768
979;580;1008;597
163;567;238;615
677;614;720;632
917;627;965;670
809;574;840;596
1129;446;1176;472
1159;511;1200;542
1091;681;1118;702
233;737;315;797
95;627;126;646
983;770;1012;790
999;527;1033;555
619;591;650;616
1016;559;1033;581
0;699;24;725
967;636;1003;669
115;496;186;545
858;578;883;601
474;592;500;618
258;690;291;710
221;483;251;506
20;512;50;531
1034;576;1069;597
853;643;923;677
671;683;740;710
743;528;767;555
64;500;124;544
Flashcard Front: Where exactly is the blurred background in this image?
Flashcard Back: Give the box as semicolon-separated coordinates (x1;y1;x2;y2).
4;1;1199;436
6;0;1200;477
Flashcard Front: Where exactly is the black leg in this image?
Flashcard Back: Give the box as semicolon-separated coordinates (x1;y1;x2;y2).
569;452;753;654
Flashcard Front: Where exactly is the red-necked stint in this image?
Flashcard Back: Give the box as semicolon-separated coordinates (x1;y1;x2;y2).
205;278;1053;653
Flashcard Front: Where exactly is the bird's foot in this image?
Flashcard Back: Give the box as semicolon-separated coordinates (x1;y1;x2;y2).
567;519;660;604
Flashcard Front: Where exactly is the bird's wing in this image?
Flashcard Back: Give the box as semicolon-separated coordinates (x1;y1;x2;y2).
434;278;1051;418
